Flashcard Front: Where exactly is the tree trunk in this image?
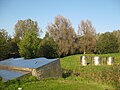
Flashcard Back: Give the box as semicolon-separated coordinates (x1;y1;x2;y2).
83;49;86;54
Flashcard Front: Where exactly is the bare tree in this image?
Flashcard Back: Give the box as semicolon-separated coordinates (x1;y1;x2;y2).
47;15;76;57
78;20;96;54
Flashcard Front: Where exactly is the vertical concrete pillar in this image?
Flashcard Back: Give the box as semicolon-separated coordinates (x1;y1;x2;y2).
107;57;114;65
80;56;87;66
93;56;102;65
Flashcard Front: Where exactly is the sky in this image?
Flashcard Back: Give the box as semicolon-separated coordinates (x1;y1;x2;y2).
0;0;120;37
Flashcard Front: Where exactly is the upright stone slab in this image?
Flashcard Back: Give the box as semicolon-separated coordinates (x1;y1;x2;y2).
93;56;102;65
106;57;114;65
80;56;87;66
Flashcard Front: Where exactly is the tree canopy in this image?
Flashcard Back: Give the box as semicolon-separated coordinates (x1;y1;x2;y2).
96;32;119;54
0;17;120;60
78;20;96;54
0;29;9;60
14;19;40;42
47;15;76;57
18;30;40;59
39;33;58;58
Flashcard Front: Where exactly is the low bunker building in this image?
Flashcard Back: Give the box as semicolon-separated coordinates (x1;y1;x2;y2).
0;58;62;81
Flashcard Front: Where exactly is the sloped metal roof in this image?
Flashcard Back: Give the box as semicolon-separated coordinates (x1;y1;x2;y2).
0;58;59;81
0;58;58;69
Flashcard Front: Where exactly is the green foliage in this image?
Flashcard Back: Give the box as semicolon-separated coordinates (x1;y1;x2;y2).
7;37;20;58
112;30;120;52
1;18;120;60
39;33;58;58
14;19;40;42
0;75;37;90
62;69;73;79
18;30;40;59
13;19;41;58
0;29;9;60
96;32;119;54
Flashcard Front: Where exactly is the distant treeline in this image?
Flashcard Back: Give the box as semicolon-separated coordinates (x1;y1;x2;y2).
0;15;120;60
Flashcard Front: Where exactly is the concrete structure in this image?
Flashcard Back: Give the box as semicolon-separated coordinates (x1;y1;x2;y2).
80;56;116;66
106;57;114;65
80;56;87;66
92;56;102;65
0;58;62;81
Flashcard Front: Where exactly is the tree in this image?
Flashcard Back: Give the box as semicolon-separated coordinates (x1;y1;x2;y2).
96;32;119;54
78;20;96;54
18;30;40;59
13;19;41;58
14;19;41;59
0;29;9;60
39;33;58;58
14;19;40;42
7;37;20;58
47;15;76;57
112;30;120;52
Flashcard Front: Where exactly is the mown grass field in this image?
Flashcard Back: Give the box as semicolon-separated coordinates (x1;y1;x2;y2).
0;53;120;90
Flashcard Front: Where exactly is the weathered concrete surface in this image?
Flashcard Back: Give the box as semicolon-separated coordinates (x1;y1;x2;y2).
106;57;114;65
0;64;32;72
0;58;62;80
91;56;103;65
80;56;87;66
32;59;62;78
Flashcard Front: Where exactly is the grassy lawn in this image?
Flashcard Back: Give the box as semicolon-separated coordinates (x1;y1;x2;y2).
12;79;115;90
0;53;120;90
1;77;115;90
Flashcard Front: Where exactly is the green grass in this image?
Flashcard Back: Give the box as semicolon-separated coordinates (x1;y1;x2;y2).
61;53;120;89
16;80;115;90
0;53;120;90
1;77;115;90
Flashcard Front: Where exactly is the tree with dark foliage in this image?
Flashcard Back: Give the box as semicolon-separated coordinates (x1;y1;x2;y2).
96;32;119;54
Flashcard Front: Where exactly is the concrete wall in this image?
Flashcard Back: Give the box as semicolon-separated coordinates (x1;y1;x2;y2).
92;56;103;65
106;57;114;65
0;65;32;72
80;56;87;66
32;59;62;79
80;56;116;66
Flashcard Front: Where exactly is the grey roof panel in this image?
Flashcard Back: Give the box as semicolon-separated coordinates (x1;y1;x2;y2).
0;58;58;69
